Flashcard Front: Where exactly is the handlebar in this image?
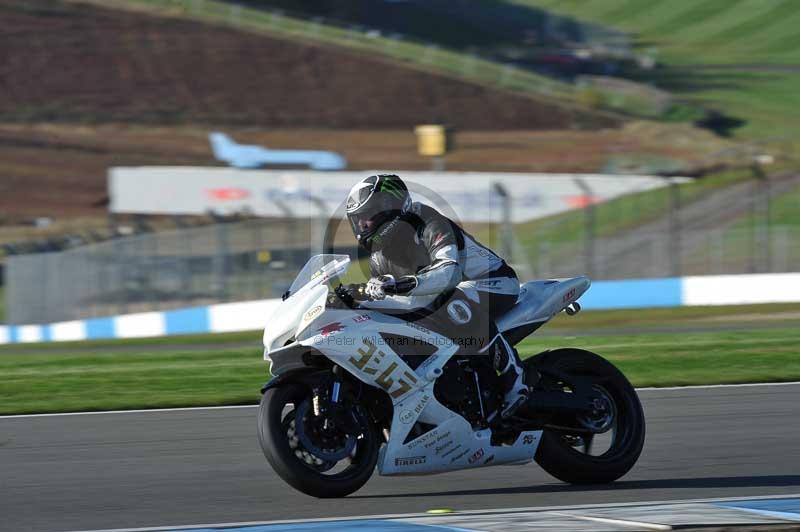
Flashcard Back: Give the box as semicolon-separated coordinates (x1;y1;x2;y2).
329;283;368;308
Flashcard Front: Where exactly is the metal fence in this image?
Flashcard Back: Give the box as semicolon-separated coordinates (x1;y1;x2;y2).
506;172;800;281
516;224;800;281
5;217;356;325
5;174;799;325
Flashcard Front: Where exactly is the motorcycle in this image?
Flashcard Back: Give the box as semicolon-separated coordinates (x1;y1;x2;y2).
258;254;645;498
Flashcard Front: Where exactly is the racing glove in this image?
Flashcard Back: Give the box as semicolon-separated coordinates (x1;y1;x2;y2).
365;275;418;300
365;275;395;300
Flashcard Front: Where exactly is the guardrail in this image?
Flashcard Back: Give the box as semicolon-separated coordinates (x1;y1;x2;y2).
2;272;798;344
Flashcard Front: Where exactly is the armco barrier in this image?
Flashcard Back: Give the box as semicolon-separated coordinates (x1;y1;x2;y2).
1;273;799;344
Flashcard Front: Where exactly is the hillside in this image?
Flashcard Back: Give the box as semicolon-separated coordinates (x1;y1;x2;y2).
0;0;617;130
0;0;771;246
516;0;800;142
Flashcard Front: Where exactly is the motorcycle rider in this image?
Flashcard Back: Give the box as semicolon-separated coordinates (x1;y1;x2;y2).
345;174;529;418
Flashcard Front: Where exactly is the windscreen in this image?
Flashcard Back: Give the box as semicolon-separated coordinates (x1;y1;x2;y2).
287;254;350;298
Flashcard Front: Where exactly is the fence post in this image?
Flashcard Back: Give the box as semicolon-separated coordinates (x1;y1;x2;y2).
537;240;551;279
763;172;771;272
250;219;262;300
749;160;772;273
775;226;789;272
309;195;328;255
492;182;513;265
172;217;192;308
748;176;759;273
666;176;681;277
114;234;128;316
214;220;230;301
575;178;595;278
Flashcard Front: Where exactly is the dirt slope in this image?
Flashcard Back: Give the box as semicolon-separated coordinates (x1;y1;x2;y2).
0;0;618;130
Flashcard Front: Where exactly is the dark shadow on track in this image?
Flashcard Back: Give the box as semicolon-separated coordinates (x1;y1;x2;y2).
352;475;800;499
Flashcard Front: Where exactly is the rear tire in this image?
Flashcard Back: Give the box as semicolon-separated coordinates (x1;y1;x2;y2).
529;348;645;484
258;383;379;498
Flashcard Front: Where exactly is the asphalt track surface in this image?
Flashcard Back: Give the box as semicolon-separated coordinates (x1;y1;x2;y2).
3;383;800;532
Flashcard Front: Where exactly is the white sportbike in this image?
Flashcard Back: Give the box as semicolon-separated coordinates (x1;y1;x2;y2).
258;254;645;497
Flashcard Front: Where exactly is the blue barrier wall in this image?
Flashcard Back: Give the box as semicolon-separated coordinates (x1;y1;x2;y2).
3;273;800;344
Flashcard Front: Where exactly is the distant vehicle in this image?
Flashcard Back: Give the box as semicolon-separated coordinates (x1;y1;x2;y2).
257;254;645;497
209;132;347;171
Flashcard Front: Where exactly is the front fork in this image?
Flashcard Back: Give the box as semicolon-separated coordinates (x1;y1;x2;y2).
312;366;346;431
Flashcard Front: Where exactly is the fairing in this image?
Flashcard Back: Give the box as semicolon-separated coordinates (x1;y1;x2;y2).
260;255;591;476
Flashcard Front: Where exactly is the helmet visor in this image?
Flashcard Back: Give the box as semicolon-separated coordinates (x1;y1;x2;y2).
346;184;376;213
347;206;389;244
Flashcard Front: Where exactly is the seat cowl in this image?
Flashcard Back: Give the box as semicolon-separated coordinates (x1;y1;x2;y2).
497;276;590;333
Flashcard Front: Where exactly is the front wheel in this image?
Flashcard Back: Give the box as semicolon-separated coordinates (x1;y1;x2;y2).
529;348;645;484
257;382;380;498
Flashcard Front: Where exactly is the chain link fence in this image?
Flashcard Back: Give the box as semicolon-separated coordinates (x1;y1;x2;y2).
503;172;800;281
515;224;800;281
5;174;799;325
5;217;356;325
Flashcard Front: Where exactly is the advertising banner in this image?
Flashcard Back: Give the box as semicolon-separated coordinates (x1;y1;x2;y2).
109;167;685;223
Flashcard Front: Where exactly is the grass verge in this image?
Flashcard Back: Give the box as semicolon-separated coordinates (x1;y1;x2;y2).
2;307;800;414
0;347;265;414
519;327;800;388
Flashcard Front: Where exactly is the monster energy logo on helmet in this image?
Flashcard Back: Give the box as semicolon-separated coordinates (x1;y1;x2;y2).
378;175;406;200
346;174;411;250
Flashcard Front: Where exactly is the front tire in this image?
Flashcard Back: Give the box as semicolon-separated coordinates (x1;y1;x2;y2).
257;383;379;498
529;348;645;484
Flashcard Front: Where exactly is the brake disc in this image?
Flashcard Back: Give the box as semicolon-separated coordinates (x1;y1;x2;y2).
578;385;616;434
294;399;357;462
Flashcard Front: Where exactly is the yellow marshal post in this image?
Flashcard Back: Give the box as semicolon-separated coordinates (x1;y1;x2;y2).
414;124;451;171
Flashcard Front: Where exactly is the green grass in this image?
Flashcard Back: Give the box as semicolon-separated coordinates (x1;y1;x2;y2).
0;347;266;414
3;302;800;414
2;329;798;415
0;329;261;352
515;0;800;65
545;302;800;330
520;327;800;388
514;0;800;143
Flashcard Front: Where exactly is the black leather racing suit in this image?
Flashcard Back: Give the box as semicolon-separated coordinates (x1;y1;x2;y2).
360;202;519;351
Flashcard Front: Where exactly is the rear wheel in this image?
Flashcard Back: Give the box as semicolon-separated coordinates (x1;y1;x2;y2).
257;382;380;497
529;348;645;484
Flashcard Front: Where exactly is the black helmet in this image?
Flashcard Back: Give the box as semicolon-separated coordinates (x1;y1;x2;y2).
346;174;411;250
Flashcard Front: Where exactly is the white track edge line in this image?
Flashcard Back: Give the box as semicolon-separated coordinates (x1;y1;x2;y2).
636;381;800;391
0;404;257;419
549;511;672;530
4;381;800;419
723;507;800;523
63;493;800;532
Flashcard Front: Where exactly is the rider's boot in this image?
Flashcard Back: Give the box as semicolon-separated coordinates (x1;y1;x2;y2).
482;334;529;418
